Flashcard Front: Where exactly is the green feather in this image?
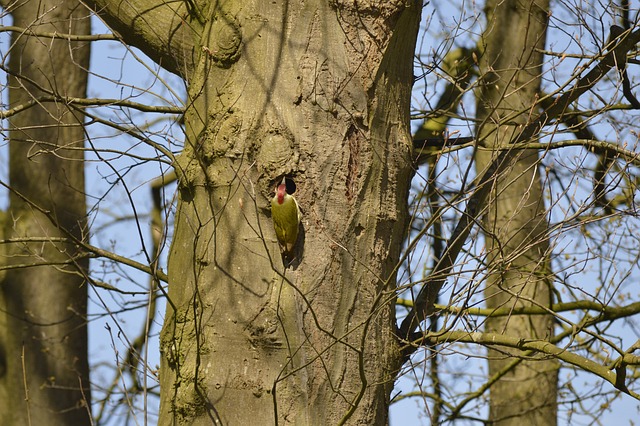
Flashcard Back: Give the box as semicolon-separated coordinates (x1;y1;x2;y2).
271;192;301;255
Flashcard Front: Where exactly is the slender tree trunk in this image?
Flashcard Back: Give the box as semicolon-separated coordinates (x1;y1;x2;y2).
158;1;419;424
475;0;559;424
0;1;92;424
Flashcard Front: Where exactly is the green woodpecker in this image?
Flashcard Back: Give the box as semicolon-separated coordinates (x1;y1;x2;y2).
271;177;301;262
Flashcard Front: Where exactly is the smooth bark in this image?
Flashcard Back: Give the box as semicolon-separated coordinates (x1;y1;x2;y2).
87;0;199;77
0;0;92;424
157;1;419;424
475;0;559;424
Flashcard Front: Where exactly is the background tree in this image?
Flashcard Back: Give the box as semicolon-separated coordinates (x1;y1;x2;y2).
475;0;558;422
0;0;91;424
406;0;640;423
1;0;640;425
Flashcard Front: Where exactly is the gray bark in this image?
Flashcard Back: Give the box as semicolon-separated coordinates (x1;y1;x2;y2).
475;0;559;424
0;0;92;425
154;1;420;424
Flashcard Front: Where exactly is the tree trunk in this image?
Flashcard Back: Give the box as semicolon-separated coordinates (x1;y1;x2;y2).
0;0;92;425
475;0;559;424
156;1;420;424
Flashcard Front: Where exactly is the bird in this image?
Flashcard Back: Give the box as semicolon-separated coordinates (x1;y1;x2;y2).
270;177;302;264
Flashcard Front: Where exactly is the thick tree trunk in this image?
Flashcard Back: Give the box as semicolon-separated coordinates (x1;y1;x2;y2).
475;0;559;424
157;1;419;424
0;0;91;425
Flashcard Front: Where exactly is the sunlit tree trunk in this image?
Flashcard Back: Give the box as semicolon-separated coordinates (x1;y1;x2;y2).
0;0;91;424
84;1;420;423
475;0;559;424
85;0;420;422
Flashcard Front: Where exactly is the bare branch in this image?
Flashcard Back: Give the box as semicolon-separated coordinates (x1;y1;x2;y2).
0;25;117;41
0;95;183;119
413;331;639;398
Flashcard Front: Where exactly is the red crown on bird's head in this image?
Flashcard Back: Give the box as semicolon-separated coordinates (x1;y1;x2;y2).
276;182;287;204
